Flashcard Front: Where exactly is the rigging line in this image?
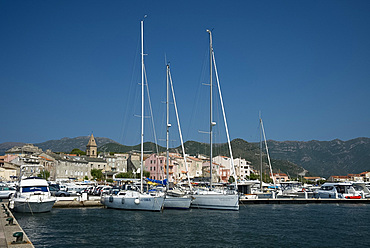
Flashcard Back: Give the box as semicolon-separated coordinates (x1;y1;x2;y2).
169;68;192;190
212;49;237;188
119;31;141;144
260;118;276;187
158;64;168;148
143;64;159;155
185;47;209;142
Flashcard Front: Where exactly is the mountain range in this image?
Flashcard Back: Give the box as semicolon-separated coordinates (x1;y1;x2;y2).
1;136;369;178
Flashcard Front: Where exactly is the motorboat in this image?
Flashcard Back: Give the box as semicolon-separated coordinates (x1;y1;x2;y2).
314;182;362;199
10;177;56;213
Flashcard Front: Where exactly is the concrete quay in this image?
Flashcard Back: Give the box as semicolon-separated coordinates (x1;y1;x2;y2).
53;196;103;208
0;203;34;248
240;198;370;204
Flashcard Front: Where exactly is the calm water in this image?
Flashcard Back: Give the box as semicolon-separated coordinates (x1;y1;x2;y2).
14;204;370;248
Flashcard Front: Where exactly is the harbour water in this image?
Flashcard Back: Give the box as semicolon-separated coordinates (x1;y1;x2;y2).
14;204;370;247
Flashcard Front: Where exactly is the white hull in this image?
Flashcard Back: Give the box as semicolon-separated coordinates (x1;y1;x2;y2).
191;192;239;211
164;195;192;209
11;177;56;213
101;191;165;211
12;198;56;213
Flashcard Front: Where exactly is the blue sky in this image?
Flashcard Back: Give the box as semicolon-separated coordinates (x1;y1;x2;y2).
1;0;369;146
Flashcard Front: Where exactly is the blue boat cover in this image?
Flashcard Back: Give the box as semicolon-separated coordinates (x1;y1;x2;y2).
145;178;167;185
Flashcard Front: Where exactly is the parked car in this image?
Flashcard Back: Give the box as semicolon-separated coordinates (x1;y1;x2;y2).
83;186;95;195
49;186;71;197
100;186;113;195
92;185;105;196
0;186;16;199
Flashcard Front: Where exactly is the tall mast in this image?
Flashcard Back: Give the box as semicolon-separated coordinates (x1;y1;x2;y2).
259;113;263;191
166;64;170;191
140;19;144;193
207;29;214;189
261;118;276;187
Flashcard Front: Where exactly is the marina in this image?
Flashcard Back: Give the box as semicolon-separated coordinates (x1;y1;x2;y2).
1;192;370;247
1;1;370;247
7;203;370;247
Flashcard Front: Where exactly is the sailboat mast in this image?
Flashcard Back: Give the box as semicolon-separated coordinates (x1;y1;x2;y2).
207;29;213;189
259;115;263;191
140;19;144;193
166;64;170;191
261;118;276;187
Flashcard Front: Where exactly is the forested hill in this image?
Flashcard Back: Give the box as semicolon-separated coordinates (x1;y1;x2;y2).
266;137;370;177
2;137;369;178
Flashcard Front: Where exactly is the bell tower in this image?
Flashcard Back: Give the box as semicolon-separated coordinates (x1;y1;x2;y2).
86;133;97;158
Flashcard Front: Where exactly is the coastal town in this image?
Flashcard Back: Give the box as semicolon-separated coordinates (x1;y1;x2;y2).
1;134;370;185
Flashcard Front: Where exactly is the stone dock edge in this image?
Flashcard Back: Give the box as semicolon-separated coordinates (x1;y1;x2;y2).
240;198;370;204
0;202;34;248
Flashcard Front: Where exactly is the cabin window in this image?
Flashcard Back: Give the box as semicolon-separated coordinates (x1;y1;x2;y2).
22;186;48;193
321;186;334;191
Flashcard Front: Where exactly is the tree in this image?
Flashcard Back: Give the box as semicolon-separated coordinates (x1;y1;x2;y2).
228;176;235;183
70;148;86;156
248;173;260;180
84;176;89;181
143;170;150;178
91;169;103;181
37;170;50;180
116;172;135;178
115;170;151;179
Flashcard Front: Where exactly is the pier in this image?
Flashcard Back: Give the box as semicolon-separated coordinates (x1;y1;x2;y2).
240;198;370;204
52;196;103;208
0;202;34;248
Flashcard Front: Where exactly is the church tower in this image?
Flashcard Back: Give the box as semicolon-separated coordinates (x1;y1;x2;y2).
86;133;97;158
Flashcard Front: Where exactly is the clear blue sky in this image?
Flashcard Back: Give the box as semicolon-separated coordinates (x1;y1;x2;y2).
1;0;369;146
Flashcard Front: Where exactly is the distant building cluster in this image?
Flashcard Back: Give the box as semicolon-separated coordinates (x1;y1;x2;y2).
0;134;255;183
328;173;370;182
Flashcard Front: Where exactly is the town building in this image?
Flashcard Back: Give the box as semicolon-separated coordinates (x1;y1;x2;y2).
5;144;43;155
234;158;252;179
86;134;98;158
49;153;90;181
144;153;165;180
272;173;289;183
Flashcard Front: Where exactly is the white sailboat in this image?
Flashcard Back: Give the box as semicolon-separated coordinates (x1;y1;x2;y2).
190;30;239;211
101;18;165;211
163;64;192;209
252;114;278;199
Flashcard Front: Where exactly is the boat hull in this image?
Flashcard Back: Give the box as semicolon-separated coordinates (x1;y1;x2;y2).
191;193;239;211
164;195;192;209
12;199;56;213
101;191;165;211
